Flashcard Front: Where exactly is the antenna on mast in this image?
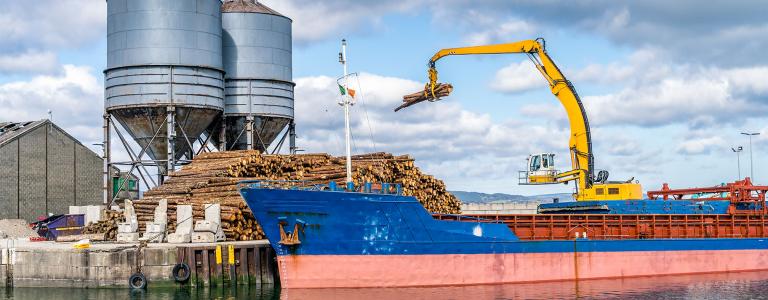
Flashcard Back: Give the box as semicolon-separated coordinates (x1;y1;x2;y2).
339;39;354;188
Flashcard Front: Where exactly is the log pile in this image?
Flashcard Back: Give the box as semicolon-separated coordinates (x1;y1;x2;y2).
81;210;122;240
395;83;453;112
116;150;460;241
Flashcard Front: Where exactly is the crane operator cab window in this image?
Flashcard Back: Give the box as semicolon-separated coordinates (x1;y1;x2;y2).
543;154;554;169
530;153;555;172
530;155;542;171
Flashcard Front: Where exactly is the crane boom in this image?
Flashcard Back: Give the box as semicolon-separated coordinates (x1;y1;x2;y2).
422;39;642;201
427;39;594;190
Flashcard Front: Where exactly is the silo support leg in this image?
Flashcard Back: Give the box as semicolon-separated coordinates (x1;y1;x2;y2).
166;107;175;178
289;122;297;155
246;116;254;150
103;114;111;205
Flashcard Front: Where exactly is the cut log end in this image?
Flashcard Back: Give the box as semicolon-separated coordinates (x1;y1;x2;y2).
395;83;453;112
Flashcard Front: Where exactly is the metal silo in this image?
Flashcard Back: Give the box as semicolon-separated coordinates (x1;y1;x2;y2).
220;0;295;152
104;0;225;189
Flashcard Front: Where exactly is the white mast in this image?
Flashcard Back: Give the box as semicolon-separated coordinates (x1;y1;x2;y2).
339;39;353;186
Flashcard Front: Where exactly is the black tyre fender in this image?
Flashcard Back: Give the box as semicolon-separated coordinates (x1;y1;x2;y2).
172;263;191;283
128;272;147;290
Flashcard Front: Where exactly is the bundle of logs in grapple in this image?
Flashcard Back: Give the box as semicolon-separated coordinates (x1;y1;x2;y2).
395;83;453;112
125;150;461;241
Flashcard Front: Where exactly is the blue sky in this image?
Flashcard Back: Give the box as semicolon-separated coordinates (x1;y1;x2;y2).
1;0;768;196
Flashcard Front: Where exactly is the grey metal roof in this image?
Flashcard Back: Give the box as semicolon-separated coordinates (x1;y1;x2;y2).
0;119;93;151
0;120;47;147
221;0;288;17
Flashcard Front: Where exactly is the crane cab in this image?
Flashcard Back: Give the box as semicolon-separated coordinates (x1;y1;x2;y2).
519;153;558;185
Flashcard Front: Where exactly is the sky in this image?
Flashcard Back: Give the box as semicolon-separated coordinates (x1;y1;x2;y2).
1;0;768;196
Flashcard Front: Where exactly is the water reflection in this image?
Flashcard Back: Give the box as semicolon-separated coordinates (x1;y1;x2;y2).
2;271;768;299
283;271;768;300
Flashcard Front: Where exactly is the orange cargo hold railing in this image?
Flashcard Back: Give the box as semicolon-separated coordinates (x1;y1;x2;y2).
434;214;768;240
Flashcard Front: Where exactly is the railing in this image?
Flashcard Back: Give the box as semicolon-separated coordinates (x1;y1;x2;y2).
436;213;768;240
237;180;403;195
518;170;559;185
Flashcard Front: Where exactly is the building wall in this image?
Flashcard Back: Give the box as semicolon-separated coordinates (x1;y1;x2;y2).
18;126;46;221
47;127;75;216
0;122;103;222
0;140;19;219
75;143;103;206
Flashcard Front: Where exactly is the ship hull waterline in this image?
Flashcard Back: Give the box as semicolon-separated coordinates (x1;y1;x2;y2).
277;249;768;288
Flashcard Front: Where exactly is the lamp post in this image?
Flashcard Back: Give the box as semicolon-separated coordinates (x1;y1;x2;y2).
732;146;743;179
741;132;760;181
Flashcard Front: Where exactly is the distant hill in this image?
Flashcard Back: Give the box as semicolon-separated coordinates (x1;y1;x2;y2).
450;191;573;204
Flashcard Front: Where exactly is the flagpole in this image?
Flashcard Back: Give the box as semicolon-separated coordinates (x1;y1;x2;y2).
340;39;353;186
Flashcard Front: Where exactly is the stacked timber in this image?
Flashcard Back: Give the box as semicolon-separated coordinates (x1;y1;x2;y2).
81;210;122;241
123;150;460;242
395;83;453;112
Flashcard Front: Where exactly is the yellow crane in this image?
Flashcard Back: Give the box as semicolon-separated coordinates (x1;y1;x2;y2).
423;38;641;201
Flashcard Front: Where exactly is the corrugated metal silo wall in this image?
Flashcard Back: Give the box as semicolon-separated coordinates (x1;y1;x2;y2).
105;0;225;161
222;6;295;150
0;125;103;221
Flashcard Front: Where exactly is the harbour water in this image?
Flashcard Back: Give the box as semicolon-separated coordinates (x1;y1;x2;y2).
2;271;768;299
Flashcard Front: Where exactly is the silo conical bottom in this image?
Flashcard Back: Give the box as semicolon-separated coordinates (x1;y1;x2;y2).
110;106;221;164
224;116;291;152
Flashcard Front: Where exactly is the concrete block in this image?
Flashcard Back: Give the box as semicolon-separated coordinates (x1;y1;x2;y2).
153;199;168;224
175;205;193;234
116;232;140;243
69;205;104;225
118;223;136;233
140;232;165;243
167;232;191;244
194;220;219;233
192;232;215;243
145;223;166;233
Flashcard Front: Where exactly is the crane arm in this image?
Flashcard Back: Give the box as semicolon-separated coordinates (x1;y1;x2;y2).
426;39;595;189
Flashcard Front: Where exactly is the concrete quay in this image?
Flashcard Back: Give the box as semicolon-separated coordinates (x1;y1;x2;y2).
0;239;276;288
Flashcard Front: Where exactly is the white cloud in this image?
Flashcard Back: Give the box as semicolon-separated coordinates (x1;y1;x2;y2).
0;0;106;51
676;136;727;155
585;76;737;127
464;18;536;45
0;50;59;75
0;65;103;144
262;0;419;43
490;61;548;93
424;1;768;66
508;45;768;129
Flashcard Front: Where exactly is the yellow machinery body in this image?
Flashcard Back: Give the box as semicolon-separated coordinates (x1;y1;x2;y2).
579;183;643;201
421;39;642;202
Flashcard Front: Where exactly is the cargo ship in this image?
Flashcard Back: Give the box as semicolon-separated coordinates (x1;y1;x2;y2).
237;39;768;288
238;179;768;288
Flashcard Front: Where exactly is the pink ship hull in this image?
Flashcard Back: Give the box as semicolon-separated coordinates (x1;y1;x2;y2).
277;250;768;288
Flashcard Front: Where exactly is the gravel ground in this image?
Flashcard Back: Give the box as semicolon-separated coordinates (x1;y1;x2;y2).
0;219;39;238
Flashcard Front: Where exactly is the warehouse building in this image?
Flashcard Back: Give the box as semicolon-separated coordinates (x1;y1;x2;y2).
0;120;103;221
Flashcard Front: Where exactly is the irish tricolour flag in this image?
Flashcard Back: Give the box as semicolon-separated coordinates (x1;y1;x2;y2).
338;84;356;98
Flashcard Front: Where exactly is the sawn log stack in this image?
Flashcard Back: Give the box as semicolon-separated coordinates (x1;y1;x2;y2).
120;151;461;241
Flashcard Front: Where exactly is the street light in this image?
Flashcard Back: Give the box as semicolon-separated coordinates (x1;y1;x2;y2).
732;146;743;179
741;132;760;181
